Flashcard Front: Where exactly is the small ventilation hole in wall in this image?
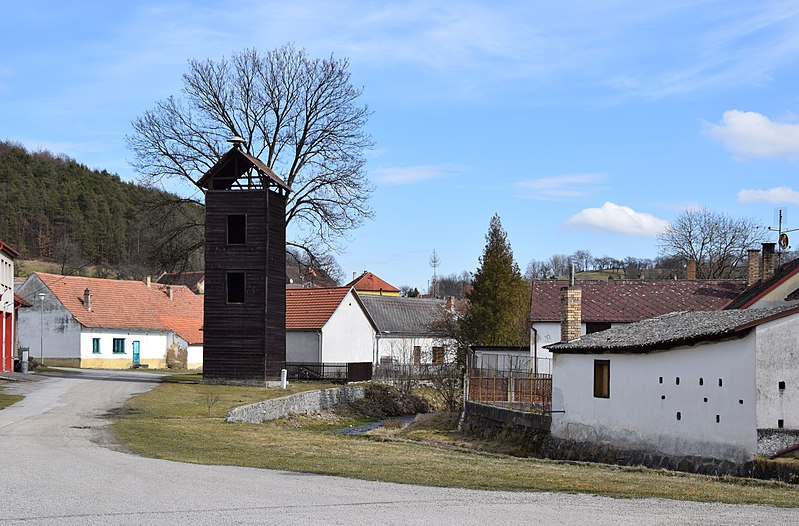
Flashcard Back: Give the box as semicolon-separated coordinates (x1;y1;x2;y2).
676;412;681;420
718;378;723;387
699;378;704;386
676;377;680;385
704;398;708;403
661;395;666;400
779;381;786;390
778;419;784;429
716;415;720;423
659;377;663;384
739;400;743;405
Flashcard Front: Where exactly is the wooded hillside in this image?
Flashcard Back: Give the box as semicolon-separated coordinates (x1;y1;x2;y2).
0;141;202;277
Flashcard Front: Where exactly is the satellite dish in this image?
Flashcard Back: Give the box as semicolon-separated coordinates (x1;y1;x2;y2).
779;233;790;250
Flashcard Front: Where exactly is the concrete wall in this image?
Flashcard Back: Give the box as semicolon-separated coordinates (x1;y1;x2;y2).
227;386;366;423
286;330;321;362
321;290;375;363
755;315;799;437
551;334;758;463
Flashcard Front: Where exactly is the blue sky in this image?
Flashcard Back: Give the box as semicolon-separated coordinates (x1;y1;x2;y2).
3;1;799;289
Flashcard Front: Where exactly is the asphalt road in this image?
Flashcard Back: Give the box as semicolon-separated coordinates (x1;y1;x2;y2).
0;369;796;525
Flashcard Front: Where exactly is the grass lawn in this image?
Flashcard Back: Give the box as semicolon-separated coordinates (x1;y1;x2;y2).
0;384;23;410
112;379;799;507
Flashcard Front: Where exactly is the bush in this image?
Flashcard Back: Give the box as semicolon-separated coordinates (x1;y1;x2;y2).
350;385;429;418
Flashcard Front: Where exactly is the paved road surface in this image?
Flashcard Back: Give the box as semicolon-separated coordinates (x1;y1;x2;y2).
0;369;796;525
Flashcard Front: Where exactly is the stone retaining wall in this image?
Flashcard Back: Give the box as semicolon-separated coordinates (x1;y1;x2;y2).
227;386;366;424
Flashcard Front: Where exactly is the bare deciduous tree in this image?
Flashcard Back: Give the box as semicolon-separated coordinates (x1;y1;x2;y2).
657;207;767;279
127;44;374;265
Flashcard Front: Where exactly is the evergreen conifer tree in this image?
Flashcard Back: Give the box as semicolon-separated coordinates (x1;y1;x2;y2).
461;214;530;347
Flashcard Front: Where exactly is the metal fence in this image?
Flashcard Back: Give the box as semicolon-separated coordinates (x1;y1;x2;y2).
467;367;552;414
284;362;372;383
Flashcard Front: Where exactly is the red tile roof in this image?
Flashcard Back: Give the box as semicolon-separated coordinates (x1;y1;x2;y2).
530;279;747;323
32;273;204;344
286;287;358;329
345;271;399;294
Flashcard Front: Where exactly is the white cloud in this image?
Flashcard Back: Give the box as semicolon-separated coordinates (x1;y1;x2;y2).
738;186;799;204
371;164;466;184
516;173;606;200
706;110;799;160
565;202;669;236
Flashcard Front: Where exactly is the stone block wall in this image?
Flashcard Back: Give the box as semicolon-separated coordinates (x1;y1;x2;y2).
227;386;366;424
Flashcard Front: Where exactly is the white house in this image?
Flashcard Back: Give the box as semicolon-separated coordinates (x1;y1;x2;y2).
358;295;453;365
546;306;799;463
16;273;204;369
0;241;21;373
530;278;747;374
285;287;376;363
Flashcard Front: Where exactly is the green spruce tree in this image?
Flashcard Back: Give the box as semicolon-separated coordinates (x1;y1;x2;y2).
461;214;530;346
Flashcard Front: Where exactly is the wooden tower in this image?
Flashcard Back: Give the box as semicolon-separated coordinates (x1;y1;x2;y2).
197;138;291;383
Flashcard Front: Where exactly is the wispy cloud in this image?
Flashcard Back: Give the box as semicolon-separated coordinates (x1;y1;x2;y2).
565;202;669;236
371;164;466;184
738;186;799;204
516;173;606;201
706;110;799;160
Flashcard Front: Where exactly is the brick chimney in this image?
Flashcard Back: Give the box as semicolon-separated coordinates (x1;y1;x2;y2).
83;288;92;311
762;243;776;280
747;249;761;287
560;263;581;342
686;259;697;280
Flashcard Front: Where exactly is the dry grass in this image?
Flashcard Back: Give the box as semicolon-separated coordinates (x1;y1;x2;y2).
0;383;23;410
112;380;799;507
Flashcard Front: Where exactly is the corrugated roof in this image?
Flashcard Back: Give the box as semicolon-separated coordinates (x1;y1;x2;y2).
725;257;799;309
286;287;354;329
345;272;399;294
546;305;797;354
530;279;746;323
359;295;446;335
30;273;204;344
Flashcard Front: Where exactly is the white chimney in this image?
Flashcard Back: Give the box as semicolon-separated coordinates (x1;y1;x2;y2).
83;288;92;311
145;276;151;288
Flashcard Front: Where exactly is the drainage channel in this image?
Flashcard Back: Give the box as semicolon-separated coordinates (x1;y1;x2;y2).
331;414;417;436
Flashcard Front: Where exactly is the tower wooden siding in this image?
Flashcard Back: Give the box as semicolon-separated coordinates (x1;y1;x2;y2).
203;189;287;382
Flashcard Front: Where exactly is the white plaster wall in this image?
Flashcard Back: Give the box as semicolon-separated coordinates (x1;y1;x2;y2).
755;315;799;430
286;330;321;362
551;335;758;463
376;335;453;365
186;344;203;370
0;251;13;315
321;291;375;363
748;273;799;308
16;276;81;361
532;321;623;375
80;328;169;362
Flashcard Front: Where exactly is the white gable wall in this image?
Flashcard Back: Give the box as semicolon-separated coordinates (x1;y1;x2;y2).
321;290;375;363
16;276;81;365
286;330;322;362
551;334;757;463
755;315;799;430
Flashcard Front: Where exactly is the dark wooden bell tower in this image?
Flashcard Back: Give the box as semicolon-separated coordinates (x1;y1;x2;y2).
197;138;291;383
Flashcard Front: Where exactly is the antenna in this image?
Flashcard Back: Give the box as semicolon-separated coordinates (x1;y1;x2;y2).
767;209;798;264
429;249;440;298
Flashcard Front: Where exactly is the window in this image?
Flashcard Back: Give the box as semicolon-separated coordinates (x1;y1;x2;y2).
227;272;245;303
112;338;125;354
92;338;100;354
227;214;246;244
593;360;610;398
379;356;394;366
779;381;786;390
585;322;611;334
432;347;445;365
413;346;421;366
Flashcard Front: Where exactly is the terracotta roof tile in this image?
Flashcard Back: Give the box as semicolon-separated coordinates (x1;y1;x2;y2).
286;287;353;329
32;273;204;344
345;272;399;294
531;279;746;323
